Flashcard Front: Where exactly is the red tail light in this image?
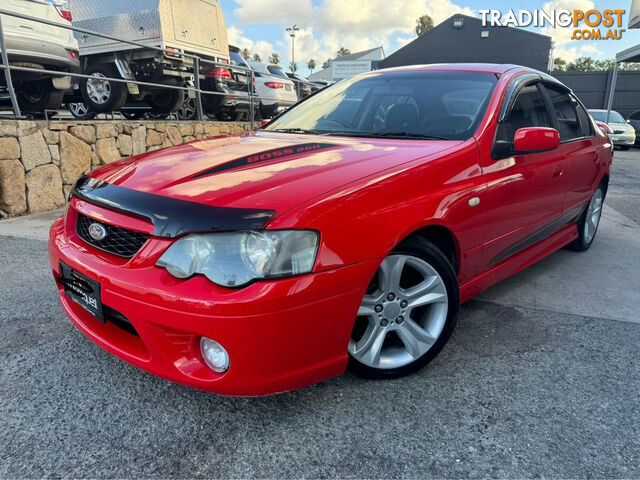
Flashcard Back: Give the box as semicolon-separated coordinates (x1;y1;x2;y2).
166;47;179;58
596;121;612;134
265;82;284;89
54;6;72;22
66;49;78;60
206;67;232;79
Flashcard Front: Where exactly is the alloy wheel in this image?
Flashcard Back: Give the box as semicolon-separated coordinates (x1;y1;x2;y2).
348;254;448;369
69;102;90;117
584;188;603;244
86;72;111;105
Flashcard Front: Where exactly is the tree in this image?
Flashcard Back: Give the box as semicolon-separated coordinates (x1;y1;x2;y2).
336;47;351;57
240;48;250;60
289;62;298;73
252;53;262;62
553;58;567;72
322;59;331;69
307;59;316;74
269;52;280;64
415;14;434;36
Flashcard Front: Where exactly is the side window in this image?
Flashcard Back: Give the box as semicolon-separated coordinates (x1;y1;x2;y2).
631;111;640;120
573;98;594;138
543;85;582;141
497;84;551;142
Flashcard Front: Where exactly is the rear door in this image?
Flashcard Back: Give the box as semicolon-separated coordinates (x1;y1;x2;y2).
481;82;571;267
541;84;600;215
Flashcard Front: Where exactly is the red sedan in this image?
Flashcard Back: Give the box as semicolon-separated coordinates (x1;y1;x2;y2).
49;64;612;396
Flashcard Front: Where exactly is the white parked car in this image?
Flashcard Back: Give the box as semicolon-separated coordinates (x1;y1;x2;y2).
1;0;80;113
589;109;636;150
247;61;298;118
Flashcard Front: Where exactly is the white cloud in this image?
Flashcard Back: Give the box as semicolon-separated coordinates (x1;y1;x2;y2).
231;0;475;72
227;25;276;61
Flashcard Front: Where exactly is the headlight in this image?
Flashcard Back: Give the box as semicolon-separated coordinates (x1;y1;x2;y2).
156;230;319;287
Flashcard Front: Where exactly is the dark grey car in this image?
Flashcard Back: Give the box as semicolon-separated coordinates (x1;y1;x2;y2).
628;111;640;145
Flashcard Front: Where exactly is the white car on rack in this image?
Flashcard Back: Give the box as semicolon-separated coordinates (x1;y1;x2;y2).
1;0;80;113
247;61;298;118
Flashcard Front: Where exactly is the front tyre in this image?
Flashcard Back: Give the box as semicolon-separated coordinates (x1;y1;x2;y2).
347;237;459;379
566;185;604;252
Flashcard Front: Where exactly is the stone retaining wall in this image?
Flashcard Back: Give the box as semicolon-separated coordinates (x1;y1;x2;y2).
0;120;251;217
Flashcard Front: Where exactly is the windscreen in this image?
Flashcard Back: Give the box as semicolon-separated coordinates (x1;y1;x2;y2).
267;66;289;78
264;71;498;140
589;110;625;123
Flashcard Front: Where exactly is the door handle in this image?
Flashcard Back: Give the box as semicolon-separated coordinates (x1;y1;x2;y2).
553;166;564;178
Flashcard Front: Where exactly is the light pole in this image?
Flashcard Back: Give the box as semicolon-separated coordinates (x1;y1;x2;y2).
286;24;300;67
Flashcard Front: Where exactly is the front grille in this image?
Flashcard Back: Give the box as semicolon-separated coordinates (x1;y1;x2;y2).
76;213;150;258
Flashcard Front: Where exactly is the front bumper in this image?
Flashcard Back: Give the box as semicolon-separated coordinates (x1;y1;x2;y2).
48;204;375;396
609;132;636;146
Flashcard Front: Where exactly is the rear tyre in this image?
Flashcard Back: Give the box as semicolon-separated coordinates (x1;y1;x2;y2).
68;102;97;120
147;89;185;115
566;185;604;252
347;236;459;379
80;64;128;113
17;79;64;112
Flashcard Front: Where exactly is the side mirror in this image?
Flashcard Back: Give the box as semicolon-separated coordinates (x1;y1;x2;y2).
513;127;560;154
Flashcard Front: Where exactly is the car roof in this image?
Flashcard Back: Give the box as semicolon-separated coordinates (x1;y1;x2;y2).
375;63;529;74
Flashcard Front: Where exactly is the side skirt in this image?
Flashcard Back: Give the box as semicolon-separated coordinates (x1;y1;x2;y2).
459;222;579;303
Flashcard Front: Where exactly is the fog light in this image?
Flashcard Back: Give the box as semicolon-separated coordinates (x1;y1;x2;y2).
200;337;229;373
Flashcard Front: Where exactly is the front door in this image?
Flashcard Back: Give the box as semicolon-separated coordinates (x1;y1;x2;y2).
480;82;570;268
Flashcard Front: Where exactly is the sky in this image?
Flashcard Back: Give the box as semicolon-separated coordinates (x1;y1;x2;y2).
220;0;639;76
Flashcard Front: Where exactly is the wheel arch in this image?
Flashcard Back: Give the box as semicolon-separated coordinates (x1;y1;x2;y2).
401;224;460;275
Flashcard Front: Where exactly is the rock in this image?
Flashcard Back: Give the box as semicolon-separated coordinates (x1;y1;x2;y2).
25;164;65;213
194;123;204;134
161;134;173;148
148;145;161;151
90;153;100;169
42;128;59;145
116;134;133;156
70;125;96;144
95;137;121;164
116;124;123;134
183;136;196;142
49;145;60;165
155;123;167;133
0;209;7;219
132;126;146;155
19;131;51;171
60;131;92;184
17;121;37;136
63;184;73;200
0;159;26;214
166;126;182;145
48;123;69;131
146;129;162;147
204;124;221;137
0;123;18;137
0;137;20;159
123;124;133;135
96;123;117;138
179;124;194;136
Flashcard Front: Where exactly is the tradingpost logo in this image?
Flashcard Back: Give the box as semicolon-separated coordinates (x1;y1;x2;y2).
479;8;627;40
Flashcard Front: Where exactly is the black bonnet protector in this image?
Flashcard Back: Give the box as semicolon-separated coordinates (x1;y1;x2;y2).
72;175;275;238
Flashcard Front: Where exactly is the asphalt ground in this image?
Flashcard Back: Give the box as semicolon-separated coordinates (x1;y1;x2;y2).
0;149;638;478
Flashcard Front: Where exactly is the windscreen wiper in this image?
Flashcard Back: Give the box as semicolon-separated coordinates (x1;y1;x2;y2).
368;132;450;140
269;128;324;135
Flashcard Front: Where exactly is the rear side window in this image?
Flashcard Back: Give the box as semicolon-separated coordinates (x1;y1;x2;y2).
631;111;640;120
573;99;594;138
497;84;551;141
544;85;582;141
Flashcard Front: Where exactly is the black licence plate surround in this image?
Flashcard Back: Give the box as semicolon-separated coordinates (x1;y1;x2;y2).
59;262;104;322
